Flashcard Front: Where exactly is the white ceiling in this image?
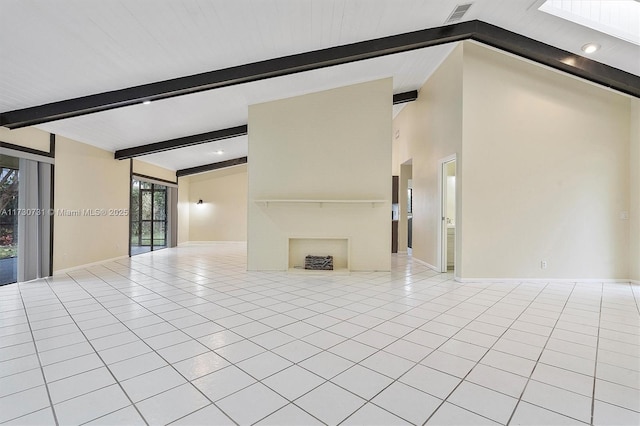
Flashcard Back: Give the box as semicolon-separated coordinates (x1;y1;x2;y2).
35;43;455;151
1;0;638;172
142;136;249;172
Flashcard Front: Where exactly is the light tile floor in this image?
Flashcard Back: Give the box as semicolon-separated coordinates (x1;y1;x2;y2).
1;243;639;425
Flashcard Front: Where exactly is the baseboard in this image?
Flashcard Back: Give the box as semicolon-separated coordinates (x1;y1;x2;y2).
631;279;640;285
20;277;49;284
411;257;440;272
181;241;246;245
288;267;351;275
456;277;633;284
53;255;129;275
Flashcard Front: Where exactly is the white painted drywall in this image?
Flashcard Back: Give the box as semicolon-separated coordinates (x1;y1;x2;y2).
247;79;392;271
188;165;247;242
461;42;631;279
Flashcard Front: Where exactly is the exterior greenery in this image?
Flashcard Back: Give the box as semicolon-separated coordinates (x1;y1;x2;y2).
130;180;167;248
0;166;18;260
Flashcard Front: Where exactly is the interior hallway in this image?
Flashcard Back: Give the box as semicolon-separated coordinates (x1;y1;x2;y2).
0;243;638;425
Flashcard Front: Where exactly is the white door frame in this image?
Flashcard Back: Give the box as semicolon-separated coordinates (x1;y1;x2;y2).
438;154;457;273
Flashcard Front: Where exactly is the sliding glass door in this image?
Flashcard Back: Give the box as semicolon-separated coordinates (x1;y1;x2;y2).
130;179;167;255
0;156;19;285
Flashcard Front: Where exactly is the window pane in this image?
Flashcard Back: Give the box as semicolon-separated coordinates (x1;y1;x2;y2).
130;221;140;245
141;191;152;220
0;160;19;285
131;185;140;219
140;222;152;246
153;189;166;221
153;221;166;246
130;181;169;255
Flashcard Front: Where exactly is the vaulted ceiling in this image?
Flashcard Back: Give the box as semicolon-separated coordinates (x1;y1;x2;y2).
1;0;638;173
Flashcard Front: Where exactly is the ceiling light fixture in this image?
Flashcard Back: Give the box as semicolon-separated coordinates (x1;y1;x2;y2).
581;43;601;54
214;150;224;155
142;100;151;105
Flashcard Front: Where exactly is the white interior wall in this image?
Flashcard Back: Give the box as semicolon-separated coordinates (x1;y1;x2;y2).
461;42;632;280
188;165;248;242
392;41;634;280
630;98;640;282
247;78;392;271
132;159;177;183
177;175;190;245
0;126;50;152
392;45;464;270
53;136;130;271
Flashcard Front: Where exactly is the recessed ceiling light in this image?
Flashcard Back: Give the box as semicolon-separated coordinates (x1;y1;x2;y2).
214;150;224;155
142;100;151;105
581;43;601;54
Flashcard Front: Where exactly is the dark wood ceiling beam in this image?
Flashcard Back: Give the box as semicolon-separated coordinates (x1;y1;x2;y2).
1;20;638;130
470;22;639;97
0;21;476;129
114;125;247;160
176;157;248;177
115;92;417;159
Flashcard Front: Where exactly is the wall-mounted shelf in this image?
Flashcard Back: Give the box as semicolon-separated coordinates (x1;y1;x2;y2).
255;199;386;207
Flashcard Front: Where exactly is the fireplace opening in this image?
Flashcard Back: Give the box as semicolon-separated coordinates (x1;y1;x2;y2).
288;238;349;271
305;255;334;270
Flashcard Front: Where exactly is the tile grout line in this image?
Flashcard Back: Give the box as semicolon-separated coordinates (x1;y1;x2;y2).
233;280;578;424
13;247;636;426
40;275;152;426
344;292;506;423
13;281;60;426
105;252;334;425
504;281;580;425
96;253;457;358
256;282;485;423
273;284;481;425
197;273;488;424
629;281;640;317
110;250;444;321
60;269;241;426
98;261;313;336
418;281;555;426
590;282;604;425
335;281;531;425
48;276;600;410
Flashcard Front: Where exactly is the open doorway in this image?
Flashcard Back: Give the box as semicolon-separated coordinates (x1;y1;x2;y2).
399;161;413;255
130;179;168;255
440;156;456;272
407;178;413;250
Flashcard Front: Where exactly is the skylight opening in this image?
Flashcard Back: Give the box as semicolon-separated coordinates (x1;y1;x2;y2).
539;0;640;46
